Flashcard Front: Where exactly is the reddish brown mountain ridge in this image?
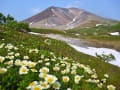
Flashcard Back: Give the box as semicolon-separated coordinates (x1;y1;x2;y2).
23;6;118;30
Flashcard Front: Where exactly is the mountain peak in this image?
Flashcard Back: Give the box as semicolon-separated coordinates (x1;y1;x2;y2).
48;6;58;9
23;6;117;30
68;7;79;9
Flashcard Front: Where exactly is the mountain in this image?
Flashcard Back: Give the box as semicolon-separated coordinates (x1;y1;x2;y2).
23;6;118;30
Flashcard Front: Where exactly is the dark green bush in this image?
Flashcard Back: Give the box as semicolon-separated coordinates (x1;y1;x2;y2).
0;12;30;32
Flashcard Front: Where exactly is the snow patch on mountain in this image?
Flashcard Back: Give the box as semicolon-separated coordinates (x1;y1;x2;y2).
70;44;120;67
110;32;120;36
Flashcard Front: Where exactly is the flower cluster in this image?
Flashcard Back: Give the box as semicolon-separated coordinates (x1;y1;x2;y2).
0;43;116;90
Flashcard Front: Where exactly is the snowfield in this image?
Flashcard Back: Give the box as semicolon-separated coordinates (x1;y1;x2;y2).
70;44;120;67
110;32;120;36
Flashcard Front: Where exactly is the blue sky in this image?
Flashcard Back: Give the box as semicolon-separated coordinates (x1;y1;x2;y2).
0;0;120;21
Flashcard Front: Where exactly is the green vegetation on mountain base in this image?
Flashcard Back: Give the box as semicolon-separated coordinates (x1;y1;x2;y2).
30;28;76;38
66;23;120;35
82;35;120;51
66;24;120;51
30;24;120;51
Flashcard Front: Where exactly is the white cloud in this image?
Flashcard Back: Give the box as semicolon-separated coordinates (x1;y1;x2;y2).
31;8;41;15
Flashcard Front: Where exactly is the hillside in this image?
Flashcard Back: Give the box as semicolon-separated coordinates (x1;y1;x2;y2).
0;28;120;89
65;24;120;51
23;6;118;30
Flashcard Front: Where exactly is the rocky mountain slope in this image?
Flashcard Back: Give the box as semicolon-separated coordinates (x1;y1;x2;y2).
23;6;118;30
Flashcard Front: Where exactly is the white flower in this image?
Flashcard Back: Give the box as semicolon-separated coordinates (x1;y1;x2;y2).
0;56;5;63
0;68;7;73
53;82;61;89
40;81;50;89
8;60;13;65
71;70;76;75
8;52;14;55
84;67;93;74
67;88;72;90
7;65;12;68
61;70;65;74
34;49;39;53
0;43;5;48
61;64;65;67
20;60;27;66
75;75;84;84
45;75;58;84
91;73;98;78
5;56;9;59
107;85;116;90
62;76;69;83
86;79;99;83
9;56;14;60
71;66;77;70
45;58;49;61
64;69;70;74
28;62;37;68
19;66;29;75
14;47;19;50
45;62;50;66
39;67;49;73
44;39;51;45
27;81;38;89
23;56;29;60
104;74;109;78
31;85;43;90
15;53;20;57
31;69;38;72
55;63;59;67
97;83;103;88
50;52;54;55
51;59;56;61
29;49;33;53
5;44;14;50
53;67;60;71
101;78;106;83
39;73;48;78
38;60;43;63
15;59;21;66
41;55;44;59
94;80;99;83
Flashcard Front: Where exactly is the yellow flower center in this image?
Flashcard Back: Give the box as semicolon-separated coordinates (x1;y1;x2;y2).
47;77;54;83
76;77;80;80
31;69;37;72
41;83;47;87
109;86;114;90
29;82;35;86
63;78;69;82
0;57;2;61
0;69;5;73
22;68;27;72
21;63;25;65
42;73;47;78
54;84;59;88
33;86;41;90
30;63;34;67
43;69;47;73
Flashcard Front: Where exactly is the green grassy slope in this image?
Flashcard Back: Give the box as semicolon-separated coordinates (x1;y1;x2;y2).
30;25;120;51
66;25;120;35
0;29;120;90
66;25;120;51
